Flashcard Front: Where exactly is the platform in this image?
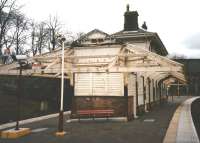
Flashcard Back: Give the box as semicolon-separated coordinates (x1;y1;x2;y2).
0;96;190;143
163;97;200;143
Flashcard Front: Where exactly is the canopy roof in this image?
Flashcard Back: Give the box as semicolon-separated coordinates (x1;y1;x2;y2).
0;43;186;85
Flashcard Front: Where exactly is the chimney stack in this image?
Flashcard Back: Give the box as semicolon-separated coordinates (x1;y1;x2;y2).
124;4;139;31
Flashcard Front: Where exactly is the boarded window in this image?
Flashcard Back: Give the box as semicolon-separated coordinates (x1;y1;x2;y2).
75;73;124;96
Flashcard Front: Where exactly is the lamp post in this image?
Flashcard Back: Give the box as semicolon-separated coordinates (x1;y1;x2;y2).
15;55;27;130
1;55;31;138
15;63;22;130
56;35;66;136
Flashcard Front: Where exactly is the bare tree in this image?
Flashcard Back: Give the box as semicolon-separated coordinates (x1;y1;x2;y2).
0;0;19;55
30;21;37;56
46;15;62;51
36;22;48;54
12;13;29;55
71;32;85;47
76;32;85;39
29;21;49;56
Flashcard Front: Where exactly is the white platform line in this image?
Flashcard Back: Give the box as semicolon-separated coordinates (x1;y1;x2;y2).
32;128;49;133
176;97;200;143
0;111;71;130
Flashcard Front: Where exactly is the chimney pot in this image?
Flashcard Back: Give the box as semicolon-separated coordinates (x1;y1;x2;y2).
126;4;130;12
142;21;147;30
124;6;139;31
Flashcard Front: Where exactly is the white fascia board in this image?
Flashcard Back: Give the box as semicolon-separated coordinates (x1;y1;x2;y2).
126;44;184;67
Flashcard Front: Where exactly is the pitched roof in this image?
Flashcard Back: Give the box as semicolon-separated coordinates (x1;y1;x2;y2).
77;29;111;42
112;29;168;56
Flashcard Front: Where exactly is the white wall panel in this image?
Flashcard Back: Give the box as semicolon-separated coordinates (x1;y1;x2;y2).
75;73;123;96
137;76;144;105
75;73;92;96
128;74;136;97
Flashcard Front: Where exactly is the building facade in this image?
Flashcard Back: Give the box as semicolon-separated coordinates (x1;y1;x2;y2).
69;5;185;120
0;5;186;120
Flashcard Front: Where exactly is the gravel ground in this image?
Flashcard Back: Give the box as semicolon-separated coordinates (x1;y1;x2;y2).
0;96;189;143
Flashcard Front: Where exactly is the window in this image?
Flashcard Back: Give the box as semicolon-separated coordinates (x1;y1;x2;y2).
91;38;104;43
91;39;97;43
98;39;104;43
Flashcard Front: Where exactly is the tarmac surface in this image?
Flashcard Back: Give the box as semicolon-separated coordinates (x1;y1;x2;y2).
191;98;200;140
0;96;189;143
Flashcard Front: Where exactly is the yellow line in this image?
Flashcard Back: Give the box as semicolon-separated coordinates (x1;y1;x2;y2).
163;105;182;143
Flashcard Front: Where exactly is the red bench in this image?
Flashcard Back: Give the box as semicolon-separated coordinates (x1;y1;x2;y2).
77;109;114;121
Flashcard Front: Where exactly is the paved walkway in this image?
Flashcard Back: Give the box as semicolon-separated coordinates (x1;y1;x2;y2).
163;97;200;143
0;96;189;143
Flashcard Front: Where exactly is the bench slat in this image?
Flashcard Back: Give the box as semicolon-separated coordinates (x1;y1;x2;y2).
77;109;114;117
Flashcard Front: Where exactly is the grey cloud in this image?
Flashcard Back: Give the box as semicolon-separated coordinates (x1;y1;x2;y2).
184;33;200;49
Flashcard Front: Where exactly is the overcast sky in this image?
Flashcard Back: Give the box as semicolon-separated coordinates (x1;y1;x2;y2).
19;0;200;58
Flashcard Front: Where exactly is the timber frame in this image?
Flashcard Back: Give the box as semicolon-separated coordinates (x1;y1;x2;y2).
0;39;187;120
0;43;186;86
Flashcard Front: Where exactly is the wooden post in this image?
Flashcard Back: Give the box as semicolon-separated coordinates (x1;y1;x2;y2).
166;86;169;101
124;85;129;119
148;78;151;109
136;75;139;116
177;81;180;97
155;80;158;103
159;82;162;105
152;79;155;103
142;76;146;111
133;73;138;118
